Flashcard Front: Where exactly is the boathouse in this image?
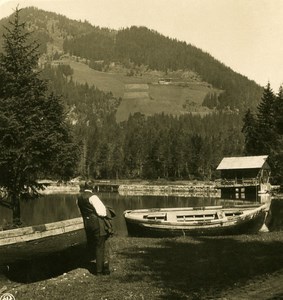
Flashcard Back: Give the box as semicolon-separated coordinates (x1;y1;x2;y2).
216;155;270;199
93;181;119;192
158;78;172;85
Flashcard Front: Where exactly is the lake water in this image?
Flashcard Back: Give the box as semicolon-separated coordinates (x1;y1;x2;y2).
0;192;270;236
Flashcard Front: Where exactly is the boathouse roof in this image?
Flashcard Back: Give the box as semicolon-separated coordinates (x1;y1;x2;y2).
216;155;269;170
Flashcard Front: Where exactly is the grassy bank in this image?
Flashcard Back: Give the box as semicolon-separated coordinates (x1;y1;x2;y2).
1;231;283;299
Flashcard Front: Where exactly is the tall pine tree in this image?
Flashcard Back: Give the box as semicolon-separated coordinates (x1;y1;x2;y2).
256;82;277;155
275;86;283;134
0;8;79;225
242;109;260;155
272;86;283;183
242;83;283;184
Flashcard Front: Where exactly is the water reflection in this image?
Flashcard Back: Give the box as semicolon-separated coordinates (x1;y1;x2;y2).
0;192;270;235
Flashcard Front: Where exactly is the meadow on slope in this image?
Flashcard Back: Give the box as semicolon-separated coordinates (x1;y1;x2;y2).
69;61;217;122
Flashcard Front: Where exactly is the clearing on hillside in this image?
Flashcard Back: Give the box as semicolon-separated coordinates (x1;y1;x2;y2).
68;61;219;121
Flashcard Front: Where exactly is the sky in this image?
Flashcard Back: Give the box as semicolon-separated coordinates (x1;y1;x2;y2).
1;0;283;91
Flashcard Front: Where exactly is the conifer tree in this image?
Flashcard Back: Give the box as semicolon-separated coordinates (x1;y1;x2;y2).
275;86;283;134
256;82;277;155
242;83;283;183
242;109;260;155
272;86;283;183
0;8;79;225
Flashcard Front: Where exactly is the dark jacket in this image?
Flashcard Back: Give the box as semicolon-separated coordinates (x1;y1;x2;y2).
77;190;107;237
77;190;96;217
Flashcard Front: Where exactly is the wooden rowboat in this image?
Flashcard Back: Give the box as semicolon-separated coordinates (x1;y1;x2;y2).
0;217;86;265
124;204;268;237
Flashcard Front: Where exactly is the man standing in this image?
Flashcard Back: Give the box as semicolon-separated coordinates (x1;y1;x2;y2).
77;181;111;275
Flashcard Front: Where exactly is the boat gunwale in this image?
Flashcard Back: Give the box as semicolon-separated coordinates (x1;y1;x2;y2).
124;205;224;215
124;204;266;215
0;217;84;245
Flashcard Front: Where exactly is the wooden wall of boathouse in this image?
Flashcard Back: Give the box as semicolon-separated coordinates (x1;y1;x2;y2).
219;186;259;200
93;182;119;192
216;155;271;200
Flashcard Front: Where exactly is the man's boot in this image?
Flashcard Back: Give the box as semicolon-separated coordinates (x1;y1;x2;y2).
102;261;110;275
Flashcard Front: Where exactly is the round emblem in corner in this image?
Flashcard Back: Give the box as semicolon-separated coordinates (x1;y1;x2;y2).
0;293;15;300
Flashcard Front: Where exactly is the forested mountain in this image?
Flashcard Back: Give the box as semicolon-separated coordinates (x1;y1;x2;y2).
64;26;262;111
0;7;263;112
0;7;271;181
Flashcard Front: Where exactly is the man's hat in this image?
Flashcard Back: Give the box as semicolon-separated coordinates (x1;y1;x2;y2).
79;180;93;191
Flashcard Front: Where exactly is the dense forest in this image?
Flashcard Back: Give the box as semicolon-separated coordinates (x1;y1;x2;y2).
1;7;282;183
35;59;281;184
43;66;244;181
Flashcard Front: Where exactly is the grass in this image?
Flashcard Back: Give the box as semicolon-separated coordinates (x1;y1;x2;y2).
70;61;126;98
68;61;218;122
1;232;283;299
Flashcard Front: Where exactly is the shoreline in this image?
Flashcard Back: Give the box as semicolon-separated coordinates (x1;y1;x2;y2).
41;180;220;196
40;180;281;199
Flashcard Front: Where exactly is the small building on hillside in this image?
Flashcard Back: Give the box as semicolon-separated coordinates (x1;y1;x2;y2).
216;155;270;200
158;78;173;85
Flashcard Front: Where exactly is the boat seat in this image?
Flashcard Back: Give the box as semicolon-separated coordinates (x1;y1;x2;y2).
176;214;215;222
214;211;226;219
144;213;167;221
224;211;242;217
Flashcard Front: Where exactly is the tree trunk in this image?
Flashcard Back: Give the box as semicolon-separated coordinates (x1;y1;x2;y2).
11;194;21;226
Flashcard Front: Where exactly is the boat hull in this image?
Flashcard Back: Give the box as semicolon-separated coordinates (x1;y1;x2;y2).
124;205;267;237
0;217;86;265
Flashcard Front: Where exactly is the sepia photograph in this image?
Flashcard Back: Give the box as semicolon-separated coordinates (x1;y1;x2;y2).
0;0;283;299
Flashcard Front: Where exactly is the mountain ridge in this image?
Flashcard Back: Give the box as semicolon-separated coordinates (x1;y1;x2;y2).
0;6;263;120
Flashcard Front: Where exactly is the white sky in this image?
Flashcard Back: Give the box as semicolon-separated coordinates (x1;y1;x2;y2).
1;0;283;91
